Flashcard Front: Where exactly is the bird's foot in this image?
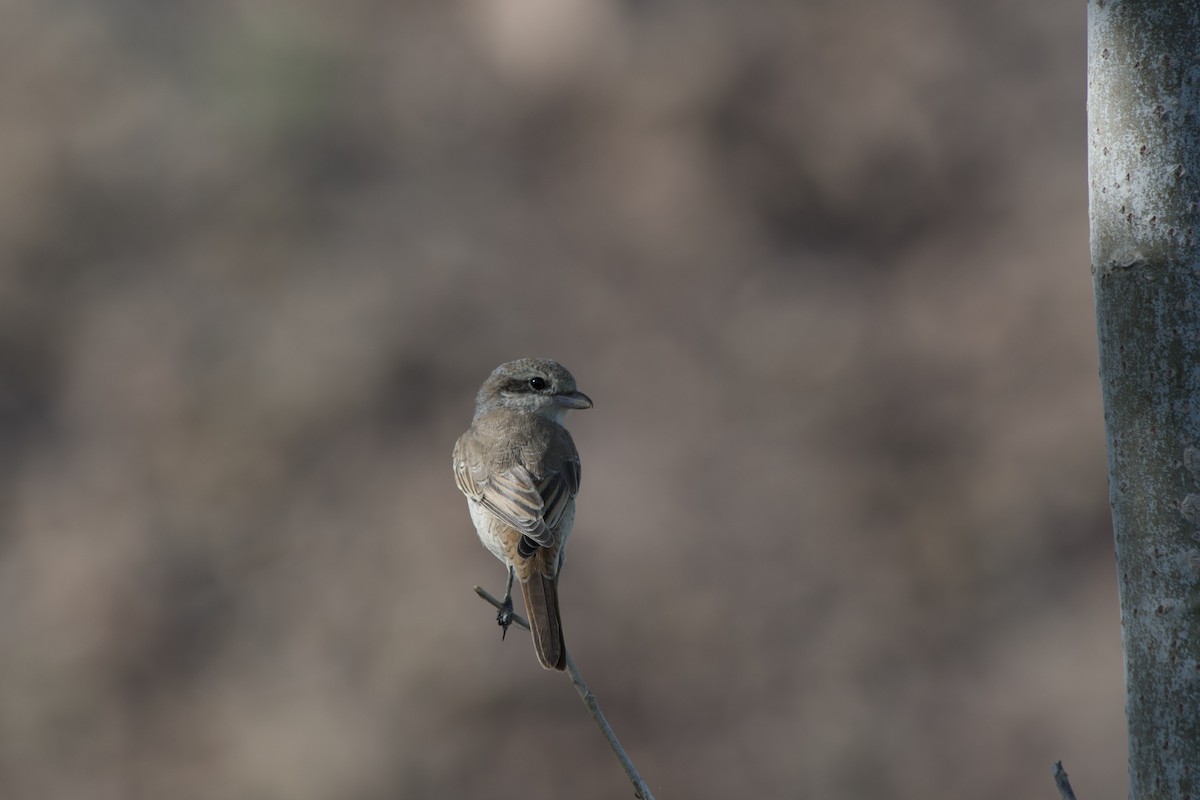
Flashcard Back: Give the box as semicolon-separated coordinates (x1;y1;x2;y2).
497;594;515;640
497;565;516;639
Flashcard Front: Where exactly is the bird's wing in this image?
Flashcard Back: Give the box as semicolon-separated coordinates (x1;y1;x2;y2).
453;435;551;546
481;464;555;546
453;432;580;548
537;456;580;533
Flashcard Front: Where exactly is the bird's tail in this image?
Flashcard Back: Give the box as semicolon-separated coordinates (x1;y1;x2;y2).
521;573;566;670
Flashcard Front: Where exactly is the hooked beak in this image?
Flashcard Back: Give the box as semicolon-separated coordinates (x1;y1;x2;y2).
555;390;593;410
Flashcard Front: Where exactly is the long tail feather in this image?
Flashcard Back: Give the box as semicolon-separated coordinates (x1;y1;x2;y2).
521;574;566;670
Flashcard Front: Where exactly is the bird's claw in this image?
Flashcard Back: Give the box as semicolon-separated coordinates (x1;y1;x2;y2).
497;596;515;640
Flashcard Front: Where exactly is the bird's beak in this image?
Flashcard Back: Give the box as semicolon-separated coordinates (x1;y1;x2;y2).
555;391;593;410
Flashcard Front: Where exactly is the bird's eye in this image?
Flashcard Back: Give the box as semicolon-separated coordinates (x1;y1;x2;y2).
528;376;547;391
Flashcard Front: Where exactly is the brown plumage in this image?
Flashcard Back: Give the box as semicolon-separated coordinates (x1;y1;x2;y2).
453;359;591;670
522;570;566;670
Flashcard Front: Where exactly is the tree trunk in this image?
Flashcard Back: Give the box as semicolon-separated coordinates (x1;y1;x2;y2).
1088;1;1200;797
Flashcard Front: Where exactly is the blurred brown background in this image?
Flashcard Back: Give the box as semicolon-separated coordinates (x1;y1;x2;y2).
0;1;1119;798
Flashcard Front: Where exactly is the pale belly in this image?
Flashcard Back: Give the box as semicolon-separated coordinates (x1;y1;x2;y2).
469;500;513;565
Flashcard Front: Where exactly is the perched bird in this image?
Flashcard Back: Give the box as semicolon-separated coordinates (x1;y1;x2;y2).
453;358;592;670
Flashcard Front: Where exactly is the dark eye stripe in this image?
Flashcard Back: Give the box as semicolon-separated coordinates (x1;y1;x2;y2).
501;376;549;393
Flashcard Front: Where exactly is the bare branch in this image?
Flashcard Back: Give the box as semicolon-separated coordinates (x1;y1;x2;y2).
473;585;530;631
1090;3;1200;791
564;651;657;800
1052;761;1078;800
473;588;657;799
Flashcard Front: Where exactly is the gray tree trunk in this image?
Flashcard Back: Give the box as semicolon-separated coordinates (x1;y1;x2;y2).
1088;1;1200;797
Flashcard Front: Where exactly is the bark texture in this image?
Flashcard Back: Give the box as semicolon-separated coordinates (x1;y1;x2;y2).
1089;2;1200;797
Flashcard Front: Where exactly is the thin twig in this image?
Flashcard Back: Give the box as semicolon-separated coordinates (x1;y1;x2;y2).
564;650;657;800
1052;761;1078;800
473;587;656;799
473;585;530;631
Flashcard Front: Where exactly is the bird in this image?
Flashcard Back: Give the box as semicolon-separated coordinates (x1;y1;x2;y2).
453;358;592;670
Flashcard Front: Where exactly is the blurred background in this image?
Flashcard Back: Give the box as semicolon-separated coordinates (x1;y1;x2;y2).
0;1;1119;798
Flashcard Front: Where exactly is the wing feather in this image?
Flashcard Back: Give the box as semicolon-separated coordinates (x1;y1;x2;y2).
453;426;581;550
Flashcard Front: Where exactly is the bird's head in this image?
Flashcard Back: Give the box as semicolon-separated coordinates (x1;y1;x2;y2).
475;358;592;423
